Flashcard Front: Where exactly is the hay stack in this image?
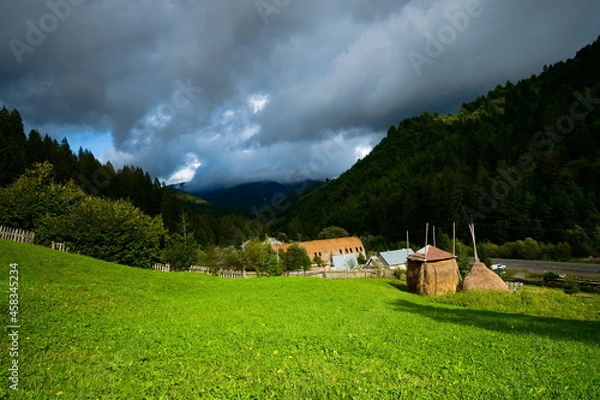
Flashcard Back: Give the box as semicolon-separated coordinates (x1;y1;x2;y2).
406;245;460;296
462;262;509;292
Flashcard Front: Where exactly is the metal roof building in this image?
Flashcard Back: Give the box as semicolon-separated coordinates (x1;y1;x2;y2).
378;249;415;268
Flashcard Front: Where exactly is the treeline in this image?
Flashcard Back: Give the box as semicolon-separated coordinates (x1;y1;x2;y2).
0;162;165;267
272;36;600;257
0;161;319;273
0;107;264;248
198;240;312;276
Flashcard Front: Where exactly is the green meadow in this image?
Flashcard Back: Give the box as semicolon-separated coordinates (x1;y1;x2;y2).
1;240;599;399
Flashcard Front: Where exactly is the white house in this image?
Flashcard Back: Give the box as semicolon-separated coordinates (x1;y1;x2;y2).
331;254;359;270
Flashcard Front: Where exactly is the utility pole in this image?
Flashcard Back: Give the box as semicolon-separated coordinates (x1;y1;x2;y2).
452;222;456;256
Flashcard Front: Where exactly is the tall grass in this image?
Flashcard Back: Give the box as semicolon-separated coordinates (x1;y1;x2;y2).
1;240;599;399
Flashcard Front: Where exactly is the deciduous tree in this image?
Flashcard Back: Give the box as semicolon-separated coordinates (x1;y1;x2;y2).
282;243;311;272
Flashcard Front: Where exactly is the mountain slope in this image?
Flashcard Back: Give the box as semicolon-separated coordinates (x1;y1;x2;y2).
273;37;600;252
192;180;322;212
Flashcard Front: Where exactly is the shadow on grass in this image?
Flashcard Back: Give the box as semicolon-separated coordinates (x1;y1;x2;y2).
388;282;408;292
392;298;600;345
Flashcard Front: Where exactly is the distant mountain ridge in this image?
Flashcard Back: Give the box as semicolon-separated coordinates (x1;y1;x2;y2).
191;180;323;212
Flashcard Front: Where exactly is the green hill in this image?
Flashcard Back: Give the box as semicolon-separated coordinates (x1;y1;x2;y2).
273;37;600;252
1;239;599;398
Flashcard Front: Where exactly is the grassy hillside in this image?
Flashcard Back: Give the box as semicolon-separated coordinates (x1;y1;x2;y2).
1;240;599;399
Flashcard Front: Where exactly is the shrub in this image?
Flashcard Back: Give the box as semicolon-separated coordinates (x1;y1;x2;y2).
39;196;166;268
241;238;274;273
282;243;311;272
0;162;85;230
564;281;580;295
455;240;472;275
522;238;542;260
164;234;198;271
317;226;349;239
264;251;283;276
393;269;404;280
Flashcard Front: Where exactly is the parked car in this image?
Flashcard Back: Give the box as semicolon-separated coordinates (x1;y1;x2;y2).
543;271;566;281
491;264;506;276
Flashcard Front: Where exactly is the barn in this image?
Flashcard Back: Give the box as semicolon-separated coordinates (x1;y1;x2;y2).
273;237;366;267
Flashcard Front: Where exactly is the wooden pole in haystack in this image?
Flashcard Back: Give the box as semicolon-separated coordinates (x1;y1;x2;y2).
425;223;429;247
468;218;479;262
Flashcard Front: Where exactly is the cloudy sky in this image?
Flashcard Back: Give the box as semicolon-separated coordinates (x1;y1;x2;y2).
1;0;599;189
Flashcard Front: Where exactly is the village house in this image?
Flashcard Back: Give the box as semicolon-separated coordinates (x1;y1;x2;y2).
376;249;414;269
272;236;366;267
331;253;359;270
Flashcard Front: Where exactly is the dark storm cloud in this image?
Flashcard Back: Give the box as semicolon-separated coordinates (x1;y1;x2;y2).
1;0;599;189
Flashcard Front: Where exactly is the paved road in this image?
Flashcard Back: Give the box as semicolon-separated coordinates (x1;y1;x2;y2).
493;258;600;278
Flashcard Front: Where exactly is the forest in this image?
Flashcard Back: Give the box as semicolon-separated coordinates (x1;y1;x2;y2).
0;109;265;250
271;37;600;257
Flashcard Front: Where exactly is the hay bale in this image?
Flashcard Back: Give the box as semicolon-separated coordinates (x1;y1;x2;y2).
406;258;460;296
462;262;509;292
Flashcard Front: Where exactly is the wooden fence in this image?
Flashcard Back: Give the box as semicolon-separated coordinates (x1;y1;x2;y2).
189;266;264;278
51;241;69;252
298;268;398;279
0;226;74;254
152;263;171;272
506;281;524;294
0;226;36;244
188;265;400;280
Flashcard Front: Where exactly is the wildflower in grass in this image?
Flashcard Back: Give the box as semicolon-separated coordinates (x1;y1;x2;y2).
277;369;283;374
273;350;278;355
56;392;64;396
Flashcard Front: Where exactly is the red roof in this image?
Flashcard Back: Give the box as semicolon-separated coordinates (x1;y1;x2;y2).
273;237;365;261
407;245;455;262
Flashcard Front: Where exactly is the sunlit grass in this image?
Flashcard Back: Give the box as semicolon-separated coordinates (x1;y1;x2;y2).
1;240;599;399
